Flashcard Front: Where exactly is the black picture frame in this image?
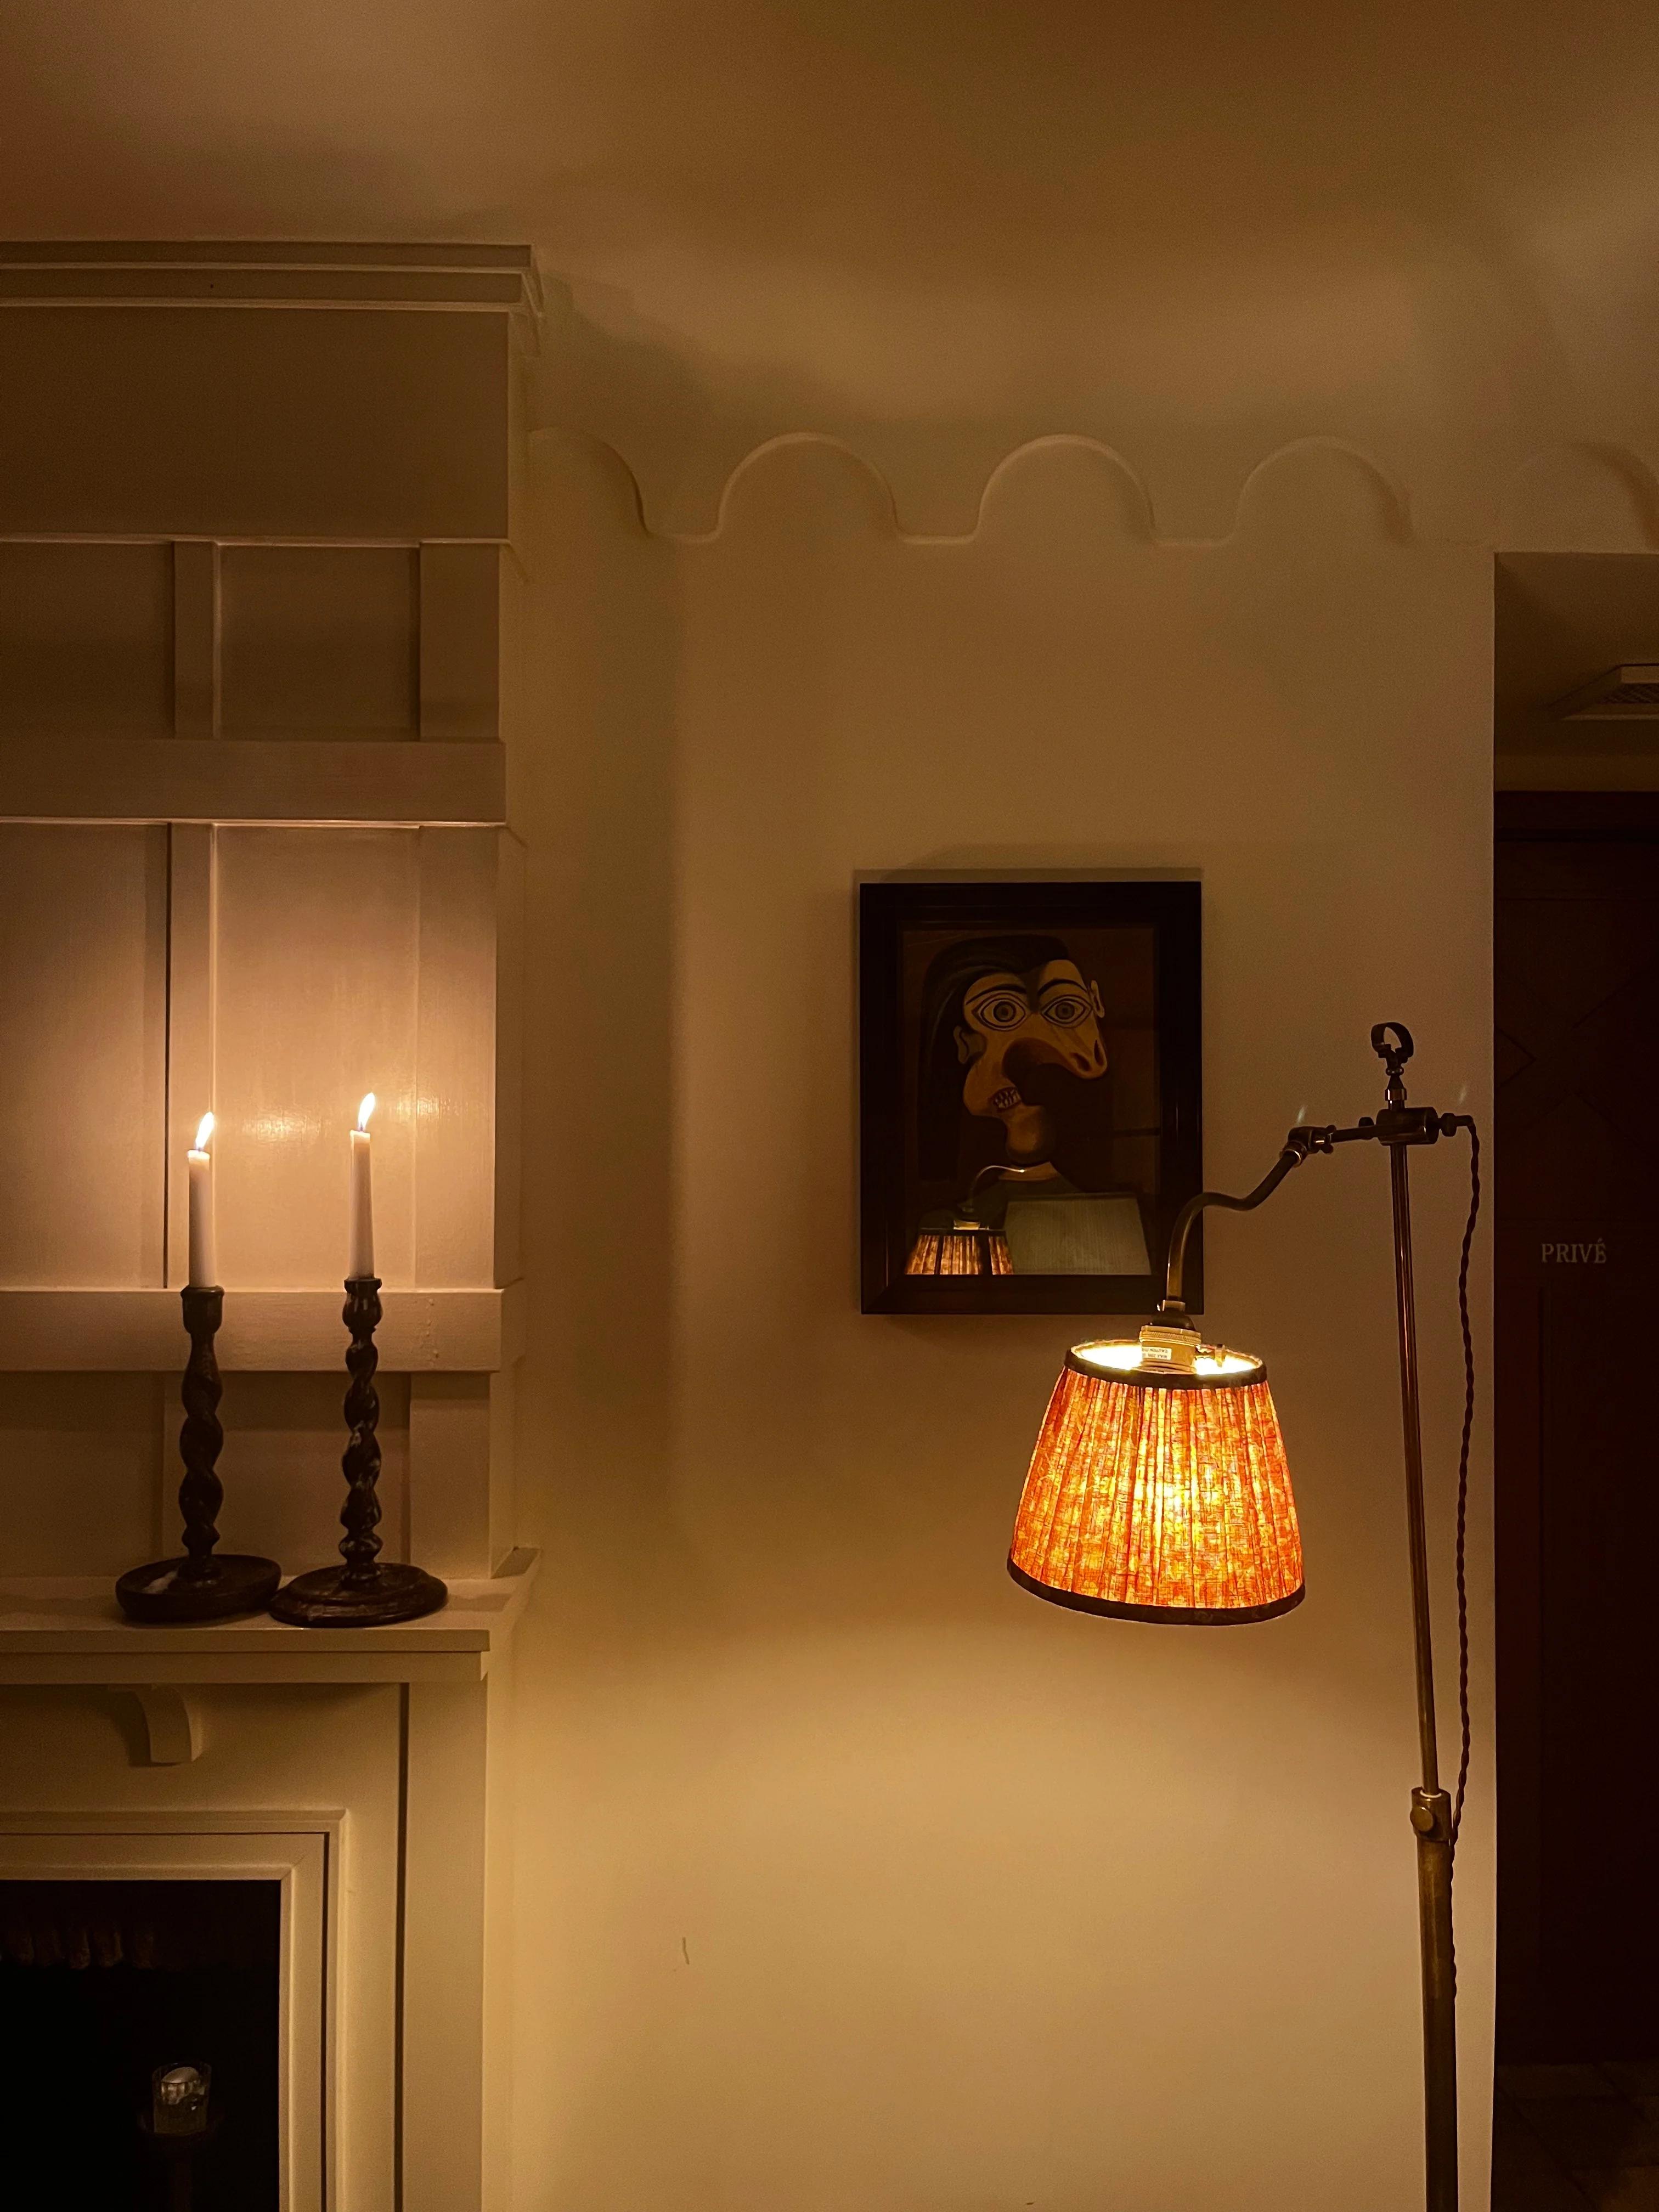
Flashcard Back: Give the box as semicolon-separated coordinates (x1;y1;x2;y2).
859;879;1203;1316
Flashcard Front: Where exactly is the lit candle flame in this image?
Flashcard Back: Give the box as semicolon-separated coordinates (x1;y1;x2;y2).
193;1111;215;1155
357;1093;376;1132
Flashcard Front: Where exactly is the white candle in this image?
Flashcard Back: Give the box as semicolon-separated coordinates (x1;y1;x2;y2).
348;1093;376;1280
187;1112;217;1289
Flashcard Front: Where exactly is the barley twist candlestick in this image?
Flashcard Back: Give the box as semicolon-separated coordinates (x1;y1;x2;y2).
116;1286;282;1623
338;1274;386;1585
268;1278;448;1628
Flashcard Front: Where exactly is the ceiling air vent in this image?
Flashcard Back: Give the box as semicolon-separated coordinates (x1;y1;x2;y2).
1551;664;1659;720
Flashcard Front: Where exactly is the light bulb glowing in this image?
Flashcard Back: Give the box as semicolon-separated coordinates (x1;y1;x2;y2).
192;1111;215;1156
357;1093;375;1132
1071;1339;1261;1379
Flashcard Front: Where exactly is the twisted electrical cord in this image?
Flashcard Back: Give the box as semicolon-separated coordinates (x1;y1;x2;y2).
1449;1119;1480;1859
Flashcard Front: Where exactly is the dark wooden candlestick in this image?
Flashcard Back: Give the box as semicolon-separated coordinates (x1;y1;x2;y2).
115;1286;283;1623
268;1278;448;1628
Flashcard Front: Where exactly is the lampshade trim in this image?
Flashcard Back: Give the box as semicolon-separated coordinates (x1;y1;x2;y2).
1064;1342;1268;1390
1007;1555;1305;1625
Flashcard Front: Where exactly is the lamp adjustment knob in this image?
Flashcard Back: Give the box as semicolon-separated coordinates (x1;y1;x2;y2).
1409;1788;1452;1841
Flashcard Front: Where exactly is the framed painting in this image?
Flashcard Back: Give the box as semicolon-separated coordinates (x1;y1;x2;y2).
859;879;1203;1314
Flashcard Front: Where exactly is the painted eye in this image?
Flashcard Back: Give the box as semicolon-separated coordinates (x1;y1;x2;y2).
1041;995;1091;1027
974;995;1029;1029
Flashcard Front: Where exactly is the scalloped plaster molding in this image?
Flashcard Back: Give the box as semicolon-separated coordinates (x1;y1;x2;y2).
1496;442;1659;554
531;426;1659;554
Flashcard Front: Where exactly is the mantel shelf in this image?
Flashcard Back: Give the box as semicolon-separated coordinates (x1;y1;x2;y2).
0;736;506;827
0;1284;524;1372
0;1549;540;1686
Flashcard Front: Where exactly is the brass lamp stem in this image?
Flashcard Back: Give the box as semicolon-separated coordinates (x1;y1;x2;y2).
1391;1143;1442;1793
1389;1138;1459;2212
1155;1022;1466;2212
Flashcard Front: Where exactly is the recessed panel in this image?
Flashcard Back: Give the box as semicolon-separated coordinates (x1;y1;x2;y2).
219;546;417;738
213;827;419;1287
0;825;166;1286
215;1370;410;1572
415;830;498;1286
0;1373;160;1574
0;542;172;735
417;543;500;741
0;306;509;540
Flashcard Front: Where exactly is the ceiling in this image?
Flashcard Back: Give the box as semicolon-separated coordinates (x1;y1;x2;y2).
1497;555;1659;756
3;3;1658;529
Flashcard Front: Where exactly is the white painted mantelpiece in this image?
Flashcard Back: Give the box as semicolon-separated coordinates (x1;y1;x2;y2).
0;244;538;2212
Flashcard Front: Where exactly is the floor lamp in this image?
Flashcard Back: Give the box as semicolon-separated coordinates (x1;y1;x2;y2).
1007;1024;1480;2212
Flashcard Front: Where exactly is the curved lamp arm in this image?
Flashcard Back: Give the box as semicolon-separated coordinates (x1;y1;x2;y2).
1160;1131;1324;1316
1159;1024;1472;1319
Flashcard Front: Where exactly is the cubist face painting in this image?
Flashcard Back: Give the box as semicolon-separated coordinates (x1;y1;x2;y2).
954;957;1108;1169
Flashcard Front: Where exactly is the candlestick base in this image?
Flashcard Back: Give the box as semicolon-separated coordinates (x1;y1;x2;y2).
116;1553;283;1624
268;1561;448;1628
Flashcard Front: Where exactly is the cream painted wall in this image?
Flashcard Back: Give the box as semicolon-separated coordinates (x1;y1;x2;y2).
508;430;1493;2210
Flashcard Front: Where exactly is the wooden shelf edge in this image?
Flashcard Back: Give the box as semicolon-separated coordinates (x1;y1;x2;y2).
0;736;506;827
0;1284;524;1372
0;1549;540;1688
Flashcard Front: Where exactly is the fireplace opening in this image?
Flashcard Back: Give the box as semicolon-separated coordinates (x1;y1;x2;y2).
0;1878;280;2209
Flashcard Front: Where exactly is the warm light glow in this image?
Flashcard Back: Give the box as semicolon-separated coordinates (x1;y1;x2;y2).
357;1093;376;1132
1072;1338;1260;1378
1008;1346;1304;1624
192;1111;215;1156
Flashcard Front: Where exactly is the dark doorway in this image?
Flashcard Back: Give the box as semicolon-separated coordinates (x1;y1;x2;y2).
0;1877;281;2209
1496;792;1659;2063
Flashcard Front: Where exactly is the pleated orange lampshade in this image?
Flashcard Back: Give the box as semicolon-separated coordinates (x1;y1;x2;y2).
906;1226;1012;1277
1008;1340;1305;1624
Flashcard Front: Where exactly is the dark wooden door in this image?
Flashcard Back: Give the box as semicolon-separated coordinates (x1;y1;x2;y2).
1497;793;1659;2060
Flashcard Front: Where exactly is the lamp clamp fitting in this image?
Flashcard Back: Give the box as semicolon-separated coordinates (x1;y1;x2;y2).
1410;1787;1453;1843
1362;1105;1452;1149
1286;1124;1338;1159
1372;1020;1414;1106
1138;1318;1203;1372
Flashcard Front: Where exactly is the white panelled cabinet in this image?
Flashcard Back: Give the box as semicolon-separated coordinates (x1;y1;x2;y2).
0;246;538;2212
0;244;532;1581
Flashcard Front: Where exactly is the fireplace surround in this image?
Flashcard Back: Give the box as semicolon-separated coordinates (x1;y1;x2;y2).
0;1824;327;2208
1;1874;280;2204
